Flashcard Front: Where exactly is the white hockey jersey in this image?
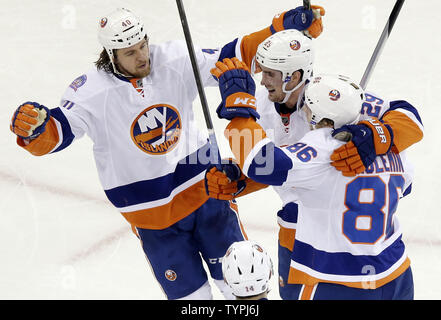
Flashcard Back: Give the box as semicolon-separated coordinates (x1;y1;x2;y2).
50;41;221;229
228;118;414;288
278;128;413;288
254;87;424;251
18;24;300;230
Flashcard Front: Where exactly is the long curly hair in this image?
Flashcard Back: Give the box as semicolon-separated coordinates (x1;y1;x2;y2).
94;48;115;73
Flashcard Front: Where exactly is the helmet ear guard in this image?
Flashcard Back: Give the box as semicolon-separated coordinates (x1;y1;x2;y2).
97;8;148;75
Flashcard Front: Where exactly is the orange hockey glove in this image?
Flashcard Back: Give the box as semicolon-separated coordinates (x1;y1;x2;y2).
205;162;268;200
10;102;50;139
331;118;394;177
205;161;247;200
304;5;325;38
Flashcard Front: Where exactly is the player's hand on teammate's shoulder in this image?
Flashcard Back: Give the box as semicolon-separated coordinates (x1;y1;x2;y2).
10;102;51;140
331;117;394;177
271;4;325;38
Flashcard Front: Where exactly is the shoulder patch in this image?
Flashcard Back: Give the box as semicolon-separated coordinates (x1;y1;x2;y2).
69;75;87;92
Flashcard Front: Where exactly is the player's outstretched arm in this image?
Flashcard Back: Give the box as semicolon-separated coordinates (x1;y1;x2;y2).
219;5;325;69
10;102;60;156
206;57;269;197
331;101;424;177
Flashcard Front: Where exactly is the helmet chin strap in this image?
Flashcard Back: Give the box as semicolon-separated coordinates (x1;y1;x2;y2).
106;49;129;78
280;78;306;104
112;61;128;78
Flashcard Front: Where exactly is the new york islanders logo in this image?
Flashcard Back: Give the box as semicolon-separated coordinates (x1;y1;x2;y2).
289;40;301;50
165;270;177;281
100;17;108;28
329;89;341;101
131;104;182;155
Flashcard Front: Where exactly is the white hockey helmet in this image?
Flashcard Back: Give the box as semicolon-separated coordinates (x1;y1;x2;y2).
97;8;147;72
222;240;274;298
255;29;314;102
304;74;364;129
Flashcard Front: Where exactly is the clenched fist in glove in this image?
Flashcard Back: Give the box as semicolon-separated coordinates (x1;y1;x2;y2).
271;5;325;38
211;57;259;120
205;161;247;200
10;102;51;139
331;118;394;176
205;160;269;200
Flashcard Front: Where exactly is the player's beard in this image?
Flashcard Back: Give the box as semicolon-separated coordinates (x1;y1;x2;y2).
117;58;151;78
133;59;151;78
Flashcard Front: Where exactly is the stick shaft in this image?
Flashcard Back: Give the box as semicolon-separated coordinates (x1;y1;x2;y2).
360;0;405;89
175;0;220;164
303;0;311;10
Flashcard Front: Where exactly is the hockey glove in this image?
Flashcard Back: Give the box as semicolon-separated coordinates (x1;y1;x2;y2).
211;57;259;120
205;160;247;200
331;118;394;177
10;102;51;139
271;5;325;38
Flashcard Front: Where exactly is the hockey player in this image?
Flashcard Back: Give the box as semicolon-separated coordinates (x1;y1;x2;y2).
222;240;273;300
9;6;325;300
206;30;423;299
210;61;418;299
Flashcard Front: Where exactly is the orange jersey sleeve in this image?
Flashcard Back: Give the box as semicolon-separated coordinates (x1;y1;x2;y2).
382;110;424;153
239;27;273;70
224;117;268;169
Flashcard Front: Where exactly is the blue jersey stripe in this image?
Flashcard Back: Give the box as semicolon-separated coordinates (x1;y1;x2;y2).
50;107;75;153
218;38;238;61
387;100;423;126
292;236;406;276
247;142;293;186
403;183;412;197
269;25;277;34
104;143;211;208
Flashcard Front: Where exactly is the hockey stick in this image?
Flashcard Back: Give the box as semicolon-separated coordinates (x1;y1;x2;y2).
176;0;220;165
335;0;405;142
303;0;311;10
360;0;405;89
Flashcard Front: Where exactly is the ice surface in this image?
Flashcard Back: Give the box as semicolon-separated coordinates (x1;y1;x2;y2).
1;0;440;300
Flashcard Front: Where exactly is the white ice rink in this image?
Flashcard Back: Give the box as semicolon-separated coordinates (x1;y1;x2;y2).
1;0;440;300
